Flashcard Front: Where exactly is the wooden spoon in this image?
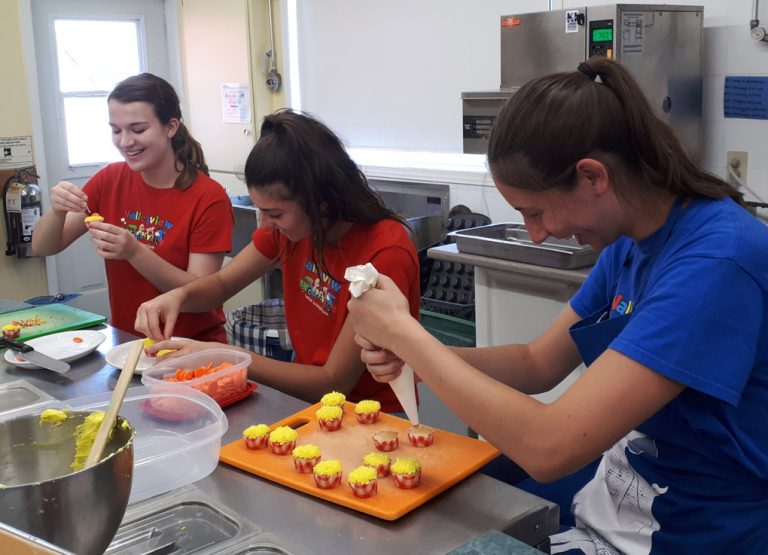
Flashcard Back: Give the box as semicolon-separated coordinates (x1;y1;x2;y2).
84;340;143;469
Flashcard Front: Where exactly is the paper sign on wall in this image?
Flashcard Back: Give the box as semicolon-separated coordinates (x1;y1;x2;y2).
221;83;251;124
724;76;768;120
0;136;33;169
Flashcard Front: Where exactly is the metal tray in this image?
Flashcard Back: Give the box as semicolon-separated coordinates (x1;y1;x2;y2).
449;223;599;269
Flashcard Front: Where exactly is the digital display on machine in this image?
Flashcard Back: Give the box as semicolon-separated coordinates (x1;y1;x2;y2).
592;28;613;42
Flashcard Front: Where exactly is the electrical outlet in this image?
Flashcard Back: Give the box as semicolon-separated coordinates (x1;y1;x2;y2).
727;151;748;186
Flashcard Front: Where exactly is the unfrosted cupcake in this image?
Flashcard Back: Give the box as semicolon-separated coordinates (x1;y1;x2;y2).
292;444;321;473
348;465;378;498
354;400;381;424
268;425;298;455
391;457;422;489
362;452;391;478
320;391;346;407
372;430;399;452
242;424;270;450
407;424;435;447
316;405;343;432
313;459;343;489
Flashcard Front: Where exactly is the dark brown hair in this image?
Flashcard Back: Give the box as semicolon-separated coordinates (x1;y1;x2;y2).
488;58;743;207
244;109;407;279
109;73;208;190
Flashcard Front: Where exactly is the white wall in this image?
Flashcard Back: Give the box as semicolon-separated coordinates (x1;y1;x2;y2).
298;0;768;217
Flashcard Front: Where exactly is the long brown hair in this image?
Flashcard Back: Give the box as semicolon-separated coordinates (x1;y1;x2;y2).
487;58;743;207
244;109;407;279
109;73;208;190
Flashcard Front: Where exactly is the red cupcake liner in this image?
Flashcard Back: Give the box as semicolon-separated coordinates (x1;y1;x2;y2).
407;430;434;448
2;329;21;339
318;418;342;432
244;435;268;450
372;435;399;452
269;440;296;455
369;463;391;478
293;456;321;473
392;469;422;489
349;479;378;498
313;472;342;489
355;412;380;425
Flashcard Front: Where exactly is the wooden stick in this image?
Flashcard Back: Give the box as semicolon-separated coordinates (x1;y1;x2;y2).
84;340;143;468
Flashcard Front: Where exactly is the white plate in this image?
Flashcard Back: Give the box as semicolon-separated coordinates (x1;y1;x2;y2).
4;330;106;369
105;338;184;374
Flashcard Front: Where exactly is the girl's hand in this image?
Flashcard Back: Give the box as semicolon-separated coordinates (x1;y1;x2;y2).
49;181;89;215
87;221;141;261
135;290;184;340
145;338;227;360
347;274;413;351
354;334;406;383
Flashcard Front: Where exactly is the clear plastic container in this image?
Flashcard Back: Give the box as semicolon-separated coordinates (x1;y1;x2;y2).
141;349;251;405
65;384;227;504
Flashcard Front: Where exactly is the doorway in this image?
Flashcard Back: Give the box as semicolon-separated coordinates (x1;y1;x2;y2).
27;0;176;317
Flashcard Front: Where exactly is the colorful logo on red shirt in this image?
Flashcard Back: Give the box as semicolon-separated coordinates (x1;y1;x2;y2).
300;260;342;316
121;209;174;248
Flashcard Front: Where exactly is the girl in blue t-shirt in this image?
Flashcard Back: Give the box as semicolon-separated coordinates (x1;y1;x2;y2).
348;57;768;554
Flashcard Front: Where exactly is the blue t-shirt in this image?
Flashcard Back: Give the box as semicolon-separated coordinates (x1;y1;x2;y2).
555;197;768;554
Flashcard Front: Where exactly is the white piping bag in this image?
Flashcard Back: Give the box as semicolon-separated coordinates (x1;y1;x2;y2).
345;263;419;425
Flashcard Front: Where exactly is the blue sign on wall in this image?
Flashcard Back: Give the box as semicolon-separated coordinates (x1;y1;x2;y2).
724;76;768;120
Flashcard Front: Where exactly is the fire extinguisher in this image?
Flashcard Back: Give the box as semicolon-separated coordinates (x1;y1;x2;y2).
3;166;42;258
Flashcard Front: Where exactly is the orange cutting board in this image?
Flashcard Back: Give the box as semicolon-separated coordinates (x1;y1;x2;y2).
219;401;500;520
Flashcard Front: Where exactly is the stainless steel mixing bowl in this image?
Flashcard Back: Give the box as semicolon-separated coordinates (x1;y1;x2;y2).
0;410;134;555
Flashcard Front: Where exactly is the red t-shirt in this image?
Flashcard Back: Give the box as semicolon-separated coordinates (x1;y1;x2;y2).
252;219;420;412
83;163;233;341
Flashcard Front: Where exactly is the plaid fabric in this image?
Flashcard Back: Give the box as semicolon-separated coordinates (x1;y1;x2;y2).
225;298;293;361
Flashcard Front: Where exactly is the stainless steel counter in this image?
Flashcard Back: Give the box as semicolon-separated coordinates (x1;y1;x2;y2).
0;324;558;554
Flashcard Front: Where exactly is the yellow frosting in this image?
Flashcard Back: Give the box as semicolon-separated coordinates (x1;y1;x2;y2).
142;338;156;349
355;400;381;414
320;391;346;407
39;409;69;426
315;405;343;421
2;324;21;331
83;213;104;223
391;457;421;476
363;452;390;467
71;411;105;471
348;465;377;485
313;459;342;476
292;444;321;460
269;425;298;443
243;424;270;439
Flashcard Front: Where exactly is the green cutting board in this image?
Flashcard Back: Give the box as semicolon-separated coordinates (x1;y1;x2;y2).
0;304;107;341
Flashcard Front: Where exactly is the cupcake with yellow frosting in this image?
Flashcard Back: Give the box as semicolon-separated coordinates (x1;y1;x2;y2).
348;465;378;498
2;324;21;339
354;400;381;424
316;404;343;432
320;391;346;408
391;457;422;489
313;459;343;489
83;213;104;223
362;451;391;478
242;424;270;450
268;425;298;455
292;444;321;473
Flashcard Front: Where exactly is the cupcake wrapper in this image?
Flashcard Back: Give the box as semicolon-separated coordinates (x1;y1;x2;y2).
244;436;268;450
294;456;321;473
372;436;399;452
349;480;378;498
392;469;422;489
407;431;434;448
269;440;296;455
314;472;342;489
2;330;20;339
318;418;342;432
355;412;379;425
371;463;391;478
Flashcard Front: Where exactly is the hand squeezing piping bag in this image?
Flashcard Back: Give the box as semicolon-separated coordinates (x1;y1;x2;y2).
345;263;419;425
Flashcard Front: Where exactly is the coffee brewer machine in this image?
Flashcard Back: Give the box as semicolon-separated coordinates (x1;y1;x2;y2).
462;4;704;161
